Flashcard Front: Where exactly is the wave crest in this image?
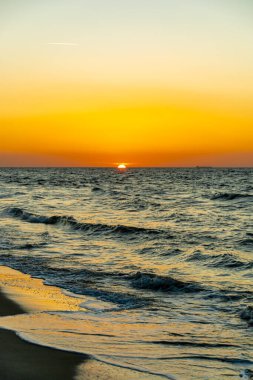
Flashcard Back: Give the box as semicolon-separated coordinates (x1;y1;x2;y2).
186;251;253;270
129;272;202;293
240;306;253;326
5;207;168;239
210;193;253;201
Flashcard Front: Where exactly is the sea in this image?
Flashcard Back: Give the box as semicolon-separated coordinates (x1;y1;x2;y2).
0;167;252;379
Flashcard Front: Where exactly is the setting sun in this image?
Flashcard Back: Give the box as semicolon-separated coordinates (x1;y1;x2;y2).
0;2;252;379
117;164;126;169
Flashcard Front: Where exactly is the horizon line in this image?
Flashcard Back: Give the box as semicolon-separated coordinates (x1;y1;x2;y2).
0;166;252;169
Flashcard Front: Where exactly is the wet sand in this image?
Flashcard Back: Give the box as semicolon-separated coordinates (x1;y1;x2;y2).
0;267;157;380
0;290;87;380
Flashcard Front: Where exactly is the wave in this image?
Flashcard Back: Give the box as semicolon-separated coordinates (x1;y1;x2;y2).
0;254;149;309
239;238;253;247
210;253;253;269
58;268;203;296
79;288;148;310
210;193;253;201
128;272;203;293
0;242;47;251
0;248;202;306
151;340;239;348
185;251;208;262
240;306;253;326
6;207;168;239
0;191;26;199
0;194;11;199
54;268;203;296
186;251;253;270
1;250;252;310
163;355;253;365
92;186;104;193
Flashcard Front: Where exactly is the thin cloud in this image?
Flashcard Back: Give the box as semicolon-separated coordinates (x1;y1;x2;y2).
47;42;79;46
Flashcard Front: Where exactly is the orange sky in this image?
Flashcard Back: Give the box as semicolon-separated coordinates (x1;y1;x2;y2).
1;1;253;167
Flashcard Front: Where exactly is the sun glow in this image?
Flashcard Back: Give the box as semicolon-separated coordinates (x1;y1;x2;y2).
117;164;127;169
1;1;253;167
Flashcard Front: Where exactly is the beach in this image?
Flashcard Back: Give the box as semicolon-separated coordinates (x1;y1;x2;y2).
0;289;86;380
1;0;253;375
0;266;159;380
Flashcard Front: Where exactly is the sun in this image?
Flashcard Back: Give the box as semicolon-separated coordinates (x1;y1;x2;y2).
117;164;127;169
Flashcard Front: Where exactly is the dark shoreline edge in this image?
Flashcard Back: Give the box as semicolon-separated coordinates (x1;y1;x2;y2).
0;290;88;380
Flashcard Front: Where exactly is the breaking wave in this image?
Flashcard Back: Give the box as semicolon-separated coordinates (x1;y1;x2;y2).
5;207;168;239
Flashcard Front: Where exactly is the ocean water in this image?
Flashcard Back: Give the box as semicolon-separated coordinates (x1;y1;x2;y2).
0;167;252;379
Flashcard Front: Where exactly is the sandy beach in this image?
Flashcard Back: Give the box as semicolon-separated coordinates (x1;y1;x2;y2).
0;266;159;380
0;290;87;380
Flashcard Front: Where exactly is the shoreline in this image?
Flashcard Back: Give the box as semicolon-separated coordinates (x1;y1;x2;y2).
0;265;159;380
0;289;87;380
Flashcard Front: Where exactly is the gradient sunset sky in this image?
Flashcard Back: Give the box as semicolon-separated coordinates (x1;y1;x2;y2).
1;0;253;167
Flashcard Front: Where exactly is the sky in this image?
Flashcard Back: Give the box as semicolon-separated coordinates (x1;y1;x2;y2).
1;0;253;167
